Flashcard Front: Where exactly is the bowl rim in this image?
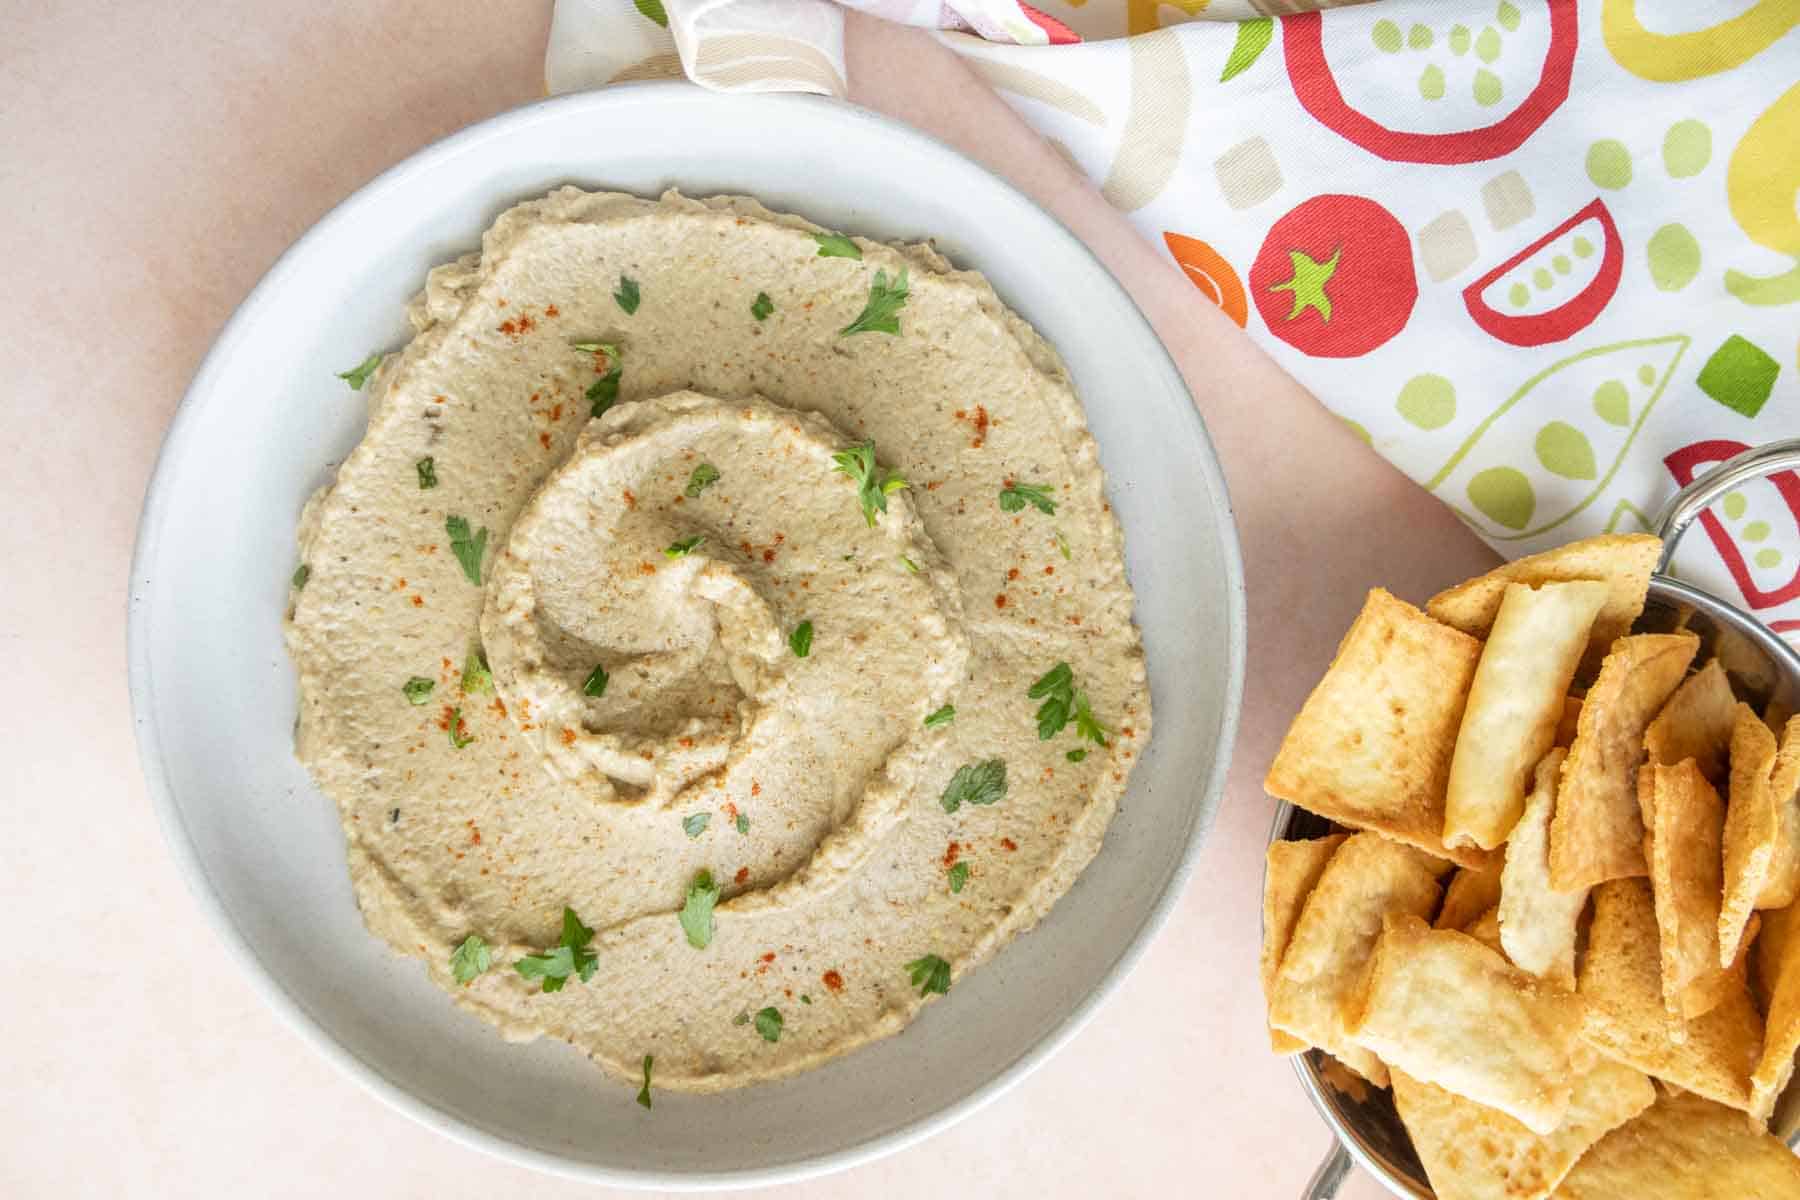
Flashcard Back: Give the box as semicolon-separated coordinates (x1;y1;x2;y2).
127;81;1247;1188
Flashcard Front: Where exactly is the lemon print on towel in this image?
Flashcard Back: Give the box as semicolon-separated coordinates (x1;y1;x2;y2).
1426;335;1690;539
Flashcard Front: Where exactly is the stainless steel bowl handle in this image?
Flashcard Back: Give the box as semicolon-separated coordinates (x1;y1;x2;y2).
1303;1143;1352;1200
1652;438;1800;573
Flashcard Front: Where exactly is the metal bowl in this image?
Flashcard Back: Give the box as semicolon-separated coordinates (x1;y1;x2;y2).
1270;439;1800;1198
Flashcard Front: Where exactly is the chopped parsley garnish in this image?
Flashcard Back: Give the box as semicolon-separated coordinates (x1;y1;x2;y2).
336;352;382;390
800;994;812;1005
789;621;813;659
679;869;721;949
1028;662;1109;746
614;276;641;314
583;664;609;697
634;0;668;26
291;564;311;590
461;649;493;695
416;456;438;489
446;515;488;585
732;1011;750;1026
588;365;622;417
683;812;710;838
839;266;909;337
403;676;435;705
1053;529;1072;560
447;706;474;748
664;535;706;559
1066;748;1088;763
754;1006;783;1043
999;481;1057;516
1073;693;1110;747
940;759;1007;813
906;954;952;996
450;934;491;985
831;441;908;527
514;906;598;992
571;341;619;356
751;291;775;321
923;704;955;729
637;1054;654;1109
810;233;862;260
947;862;970;893
736;812;750;835
685;463;721;498
899;556;920;574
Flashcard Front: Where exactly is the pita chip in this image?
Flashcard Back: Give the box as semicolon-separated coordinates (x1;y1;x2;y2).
1261;835;1347;1055
1463;905;1505;954
1345;914;1583;1134
1680;913;1758;1024
1500;749;1587;990
1758;714;1800;910
1643;658;1737;788
1391;1058;1652;1200
1549;633;1699;891
1438;864;1505;933
1578;880;1760;1113
1265;589;1490;869
1554;1088;1800;1199
1753;902;1800;1122
1645;759;1727;1018
1425;533;1659;675
1722;704;1780;967
1269;832;1444;1086
1444;581;1607;852
1554;696;1582;749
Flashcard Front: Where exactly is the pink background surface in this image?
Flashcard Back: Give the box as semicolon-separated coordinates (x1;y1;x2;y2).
1;3;1498;1195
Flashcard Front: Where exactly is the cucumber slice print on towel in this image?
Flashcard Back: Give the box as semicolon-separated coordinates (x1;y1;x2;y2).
1426;335;1690;540
1284;0;1576;164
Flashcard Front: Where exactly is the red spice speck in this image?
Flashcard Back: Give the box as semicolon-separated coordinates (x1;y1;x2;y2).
560;728;577;746
762;548;776;563
822;970;845;992
550;403;563;421
971;404;989;448
994;594;1007;609
436;706;454;731
1000;837;1018;852
544;304;559;317
678;736;695;749
1007;567;1020;581
622;488;637;509
725;802;740;821
760;952;776;964
538;432;552;449
411;595;424;607
735;867;750;886
1045;565;1055;575
433;395;446;404
497;314;536;337
943;841;961;867
751;780;762;797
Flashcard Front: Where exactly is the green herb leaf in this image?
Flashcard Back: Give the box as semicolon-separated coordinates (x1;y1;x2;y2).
461;649;493;695
685;463;721;498
664;534;706;559
679;869;721;949
1066;748;1088;763
998;481;1057;516
450;934;491;985
831;441;909;527
1219;16;1273;82
732;1011;750;1026
403;676;435;705
570;341;619;356
514;906;598;991
446;515;488;585
583;664;609;697
899;556;920;574
1073;692;1110;747
751;291;775;321
1028;662;1075;740
416;456;438;489
1053;529;1072;560
754;1006;783;1043
789;620;813;658
588;365;622;417
811;233;862;260
839;267;909;337
336;352;382;390
736;812;750;835
615;276;641;314
637;1054;654;1109
291;564;311;590
634;0;668;25
447;706;474;748
940;759;1007;813
905;954;952;996
947;862;970;893
800;994;812;1005
683;812;710;838
923;704;955;729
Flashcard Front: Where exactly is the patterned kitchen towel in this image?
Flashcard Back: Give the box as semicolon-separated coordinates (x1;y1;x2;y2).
548;1;1800;637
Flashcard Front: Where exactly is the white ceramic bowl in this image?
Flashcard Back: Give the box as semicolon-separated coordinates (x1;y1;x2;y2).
129;83;1245;1188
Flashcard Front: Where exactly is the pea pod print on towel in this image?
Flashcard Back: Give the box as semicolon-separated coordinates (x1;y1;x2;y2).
1428;335;1689;539
1724;81;1800;307
1283;0;1576;164
1667;440;1800;609
1464;199;1624;346
1164;232;1249;328
1602;0;1800;83
1249;194;1417;358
